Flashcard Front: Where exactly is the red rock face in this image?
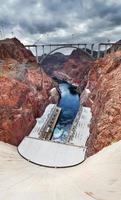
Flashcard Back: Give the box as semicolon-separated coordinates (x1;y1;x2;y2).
53;49;93;91
0;69;54;145
0;38;36;63
85;51;121;156
0;38;58;146
0;76;34;145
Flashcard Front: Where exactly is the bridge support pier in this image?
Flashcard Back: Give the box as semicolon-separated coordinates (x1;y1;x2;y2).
25;43;104;63
97;44;101;58
104;44;108;56
42;45;45;59
35;46;39;63
84;44;87;52
91;44;94;57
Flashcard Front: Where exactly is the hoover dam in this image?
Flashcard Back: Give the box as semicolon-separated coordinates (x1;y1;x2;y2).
0;35;121;200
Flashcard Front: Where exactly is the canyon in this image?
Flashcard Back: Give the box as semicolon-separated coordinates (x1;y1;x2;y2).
41;46;121;156
0;37;121;158
43;48;94;91
0;37;121;200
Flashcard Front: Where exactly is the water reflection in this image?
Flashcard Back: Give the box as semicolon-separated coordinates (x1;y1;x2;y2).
52;83;80;142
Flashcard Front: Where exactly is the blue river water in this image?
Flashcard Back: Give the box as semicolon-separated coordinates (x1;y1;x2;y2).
52;83;80;142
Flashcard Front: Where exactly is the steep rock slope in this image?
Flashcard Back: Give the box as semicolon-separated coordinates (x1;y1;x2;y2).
0;38;58;145
41;52;68;75
84;51;121;156
0;37;36;63
0;140;121;200
53;48;93;91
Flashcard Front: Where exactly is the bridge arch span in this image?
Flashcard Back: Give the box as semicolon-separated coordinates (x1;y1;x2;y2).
39;45;94;64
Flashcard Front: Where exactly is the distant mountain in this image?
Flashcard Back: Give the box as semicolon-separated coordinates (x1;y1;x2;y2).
39;52;68;75
69;48;94;61
108;40;121;53
53;48;94;90
40;48;97;76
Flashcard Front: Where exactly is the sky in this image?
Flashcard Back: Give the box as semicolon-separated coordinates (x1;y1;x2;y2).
0;0;121;47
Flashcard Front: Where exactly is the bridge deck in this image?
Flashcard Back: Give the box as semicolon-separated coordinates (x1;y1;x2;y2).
25;43;88;47
25;42;121;64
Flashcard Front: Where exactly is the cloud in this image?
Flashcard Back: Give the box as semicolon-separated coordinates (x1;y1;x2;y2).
19;19;67;34
0;0;121;45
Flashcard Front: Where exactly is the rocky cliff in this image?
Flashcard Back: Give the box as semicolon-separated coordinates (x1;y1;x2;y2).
42;46;121;157
0;38;36;63
41;52;68;75
83;51;121;156
53;48;93;91
0;38;58;145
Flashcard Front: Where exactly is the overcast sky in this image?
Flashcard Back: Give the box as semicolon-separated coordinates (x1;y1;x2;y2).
0;0;121;45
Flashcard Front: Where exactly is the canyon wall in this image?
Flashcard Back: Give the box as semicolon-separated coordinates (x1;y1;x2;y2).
83;51;121;156
1;38;120;155
53;48;93;91
0;38;59;145
51;47;121;156
0;38;36;63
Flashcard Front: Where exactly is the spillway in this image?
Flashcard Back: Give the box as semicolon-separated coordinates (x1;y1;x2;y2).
18;103;92;167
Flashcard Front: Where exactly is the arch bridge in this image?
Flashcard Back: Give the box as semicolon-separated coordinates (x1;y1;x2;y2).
25;42;121;64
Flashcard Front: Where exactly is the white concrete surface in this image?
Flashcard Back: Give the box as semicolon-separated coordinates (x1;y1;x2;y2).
0;141;121;200
18;137;85;167
30;104;57;138
69;107;92;146
18;106;91;167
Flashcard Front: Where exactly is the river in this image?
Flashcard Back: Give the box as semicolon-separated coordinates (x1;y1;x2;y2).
52;82;80;142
